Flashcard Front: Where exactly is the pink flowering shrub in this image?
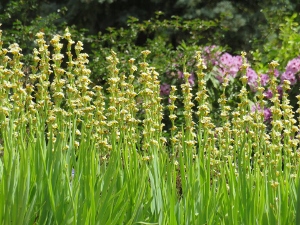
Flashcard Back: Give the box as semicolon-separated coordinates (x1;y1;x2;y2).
280;58;300;85
202;45;222;68
215;53;242;83
159;43;300;128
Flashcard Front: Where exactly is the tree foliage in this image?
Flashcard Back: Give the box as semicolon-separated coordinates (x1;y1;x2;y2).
1;0;298;53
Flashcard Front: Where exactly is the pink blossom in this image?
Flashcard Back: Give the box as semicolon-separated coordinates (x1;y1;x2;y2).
280;57;300;85
277;85;283;98
251;104;272;122
264;86;283;99
216;53;242;83
274;69;280;77
263;108;272;121
202;45;221;67
264;89;273;99
261;74;269;86
246;68;258;91
286;58;300;74
281;69;297;85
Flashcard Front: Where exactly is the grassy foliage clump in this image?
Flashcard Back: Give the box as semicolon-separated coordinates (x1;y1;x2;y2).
0;27;300;224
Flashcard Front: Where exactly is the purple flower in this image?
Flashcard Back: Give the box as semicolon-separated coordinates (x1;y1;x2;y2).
263;85;283;99
280;58;300;85
264;89;273;99
160;83;171;96
281;69;297;85
263;108;272;122
274;69;280;77
251;104;272;122
277;85;283;98
202;45;221;67
286;58;300;74
246;68;258;91
216;53;242;82
261;74;269;86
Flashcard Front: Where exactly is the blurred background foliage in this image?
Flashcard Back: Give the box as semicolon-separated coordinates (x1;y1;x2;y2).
1;0;298;52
